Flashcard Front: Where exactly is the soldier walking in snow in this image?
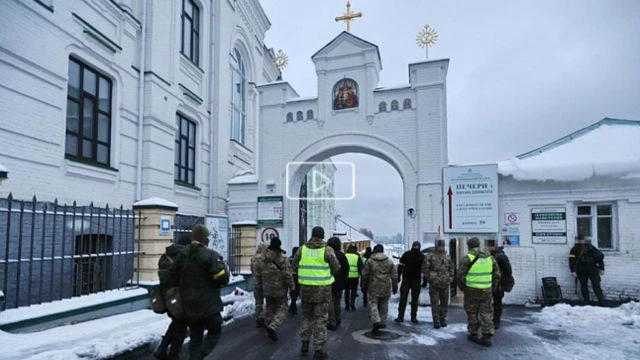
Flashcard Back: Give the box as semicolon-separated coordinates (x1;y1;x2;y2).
327;237;349;330
255;237;295;341
251;242;268;327
344;245;363;311
458;237;501;347
569;236;606;306
292;226;340;360
423;239;454;329
394;241;424;324
486;239;513;329
362;244;398;333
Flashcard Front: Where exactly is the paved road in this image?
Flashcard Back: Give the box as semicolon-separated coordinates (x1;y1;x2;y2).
142;301;557;360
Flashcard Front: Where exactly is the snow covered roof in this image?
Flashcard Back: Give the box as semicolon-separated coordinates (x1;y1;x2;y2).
498;118;640;182
287;96;317;103
227;173;258;184
132;197;178;209
374;84;411;92
334;218;372;243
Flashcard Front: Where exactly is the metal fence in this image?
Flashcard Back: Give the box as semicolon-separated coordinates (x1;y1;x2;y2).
172;214;204;244
0;194;141;310
229;226;243;274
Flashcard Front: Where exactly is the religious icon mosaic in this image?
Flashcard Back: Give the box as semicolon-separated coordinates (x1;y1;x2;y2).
333;78;359;110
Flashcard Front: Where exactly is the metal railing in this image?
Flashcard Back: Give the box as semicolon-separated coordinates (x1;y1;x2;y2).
0;194;142;310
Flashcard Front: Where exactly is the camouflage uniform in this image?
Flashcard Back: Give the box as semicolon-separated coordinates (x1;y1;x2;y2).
457;248;501;338
292;237;340;352
251;243;268;324
255;248;295;332
423;249;454;327
362;252;398;326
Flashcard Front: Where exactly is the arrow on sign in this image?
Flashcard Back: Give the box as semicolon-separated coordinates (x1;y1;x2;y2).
447;186;453;229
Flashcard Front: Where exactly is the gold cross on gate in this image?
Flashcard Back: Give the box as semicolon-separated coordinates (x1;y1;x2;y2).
335;1;362;32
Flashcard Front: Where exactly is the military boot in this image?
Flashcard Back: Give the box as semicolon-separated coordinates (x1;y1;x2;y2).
372;322;382;333
494;319;501;329
153;336;170;360
301;341;310;354
313;350;328;360
266;326;278;341
479;334;492;347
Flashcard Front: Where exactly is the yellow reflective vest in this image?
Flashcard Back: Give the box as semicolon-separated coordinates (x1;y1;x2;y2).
298;245;334;286
465;253;493;289
345;253;360;279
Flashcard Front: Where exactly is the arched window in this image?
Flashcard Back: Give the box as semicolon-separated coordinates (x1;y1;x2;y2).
390;100;399;111
286;112;293;122
403;98;412;109
306;110;314;120
296;111;303;121
378;101;387;112
332;78;359;110
230;49;246;143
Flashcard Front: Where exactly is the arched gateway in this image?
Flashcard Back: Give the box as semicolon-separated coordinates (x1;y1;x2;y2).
228;32;449;253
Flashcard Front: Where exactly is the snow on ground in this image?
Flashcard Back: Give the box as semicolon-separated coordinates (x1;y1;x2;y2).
0;288;255;360
517;302;640;360
0;288;148;326
228;274;245;285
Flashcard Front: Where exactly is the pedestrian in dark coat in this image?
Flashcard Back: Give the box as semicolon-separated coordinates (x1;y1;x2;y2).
171;224;230;360
327;237;349;330
569;236;605;305
361;246;372;307
154;235;190;360
289;246;300;315
485;239;512;329
395;241;424;323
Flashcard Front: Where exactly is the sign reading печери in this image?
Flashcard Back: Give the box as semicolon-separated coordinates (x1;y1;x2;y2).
531;207;567;244
443;164;498;233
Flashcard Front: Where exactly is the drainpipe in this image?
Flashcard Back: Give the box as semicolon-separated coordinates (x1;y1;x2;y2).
253;86;260;179
135;0;148;201
208;0;220;214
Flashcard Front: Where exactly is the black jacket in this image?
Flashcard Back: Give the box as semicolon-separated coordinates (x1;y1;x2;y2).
490;248;513;287
172;242;230;320
332;251;350;293
398;249;424;280
158;244;186;293
569;245;604;273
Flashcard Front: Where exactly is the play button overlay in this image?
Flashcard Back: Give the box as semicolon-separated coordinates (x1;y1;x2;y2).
286;161;355;200
312;169;333;194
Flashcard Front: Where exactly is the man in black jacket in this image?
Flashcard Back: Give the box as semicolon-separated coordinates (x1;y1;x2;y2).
395;241;424;323
154;235;190;360
569;236;605;305
327;237;349;330
485;239;512;329
172;224;230;360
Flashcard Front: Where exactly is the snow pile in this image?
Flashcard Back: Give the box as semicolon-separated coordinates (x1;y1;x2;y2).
0;289;256;359
498;121;640;181
0;288;148;326
228;274;245;285
529;302;640;359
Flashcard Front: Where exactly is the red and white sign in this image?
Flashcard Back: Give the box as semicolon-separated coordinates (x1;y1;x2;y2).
260;227;279;243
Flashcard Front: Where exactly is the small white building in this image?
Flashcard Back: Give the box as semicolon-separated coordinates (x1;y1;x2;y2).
495;118;640;304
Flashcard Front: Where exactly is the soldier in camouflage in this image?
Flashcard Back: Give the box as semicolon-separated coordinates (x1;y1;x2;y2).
292;226;340;360
362;244;398;332
251;242;268;328
457;237;501;347
255;237;295;342
422;239;454;329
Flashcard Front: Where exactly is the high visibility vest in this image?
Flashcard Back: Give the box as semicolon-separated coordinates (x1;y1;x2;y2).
298;245;334;286
465;253;493;289
345;253;360;278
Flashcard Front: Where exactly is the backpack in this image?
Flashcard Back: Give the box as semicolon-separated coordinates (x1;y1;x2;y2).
150;286;167;314
503;274;515;292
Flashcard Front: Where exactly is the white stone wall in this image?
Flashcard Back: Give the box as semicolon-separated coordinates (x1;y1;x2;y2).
0;0;277;216
498;175;640;304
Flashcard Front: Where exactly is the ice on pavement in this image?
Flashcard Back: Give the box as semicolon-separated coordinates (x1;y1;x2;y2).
0;288;255;360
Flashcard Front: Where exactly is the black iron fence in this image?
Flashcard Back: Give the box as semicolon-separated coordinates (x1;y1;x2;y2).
0;194;141;310
172;214;204;244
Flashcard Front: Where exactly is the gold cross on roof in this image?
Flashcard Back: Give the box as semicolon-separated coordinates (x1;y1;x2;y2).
335;1;362;32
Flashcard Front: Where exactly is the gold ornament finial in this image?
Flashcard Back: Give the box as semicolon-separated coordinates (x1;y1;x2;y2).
273;49;288;72
416;24;438;59
335;1;362;32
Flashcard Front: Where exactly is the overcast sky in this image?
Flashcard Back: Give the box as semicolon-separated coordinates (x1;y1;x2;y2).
260;0;640;237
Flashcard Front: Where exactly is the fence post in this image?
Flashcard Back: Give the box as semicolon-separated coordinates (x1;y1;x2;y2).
132;198;178;284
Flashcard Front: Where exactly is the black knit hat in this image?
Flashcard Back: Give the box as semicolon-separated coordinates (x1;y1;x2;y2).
327;237;341;252
373;244;384;253
412;241;421;250
311;226;325;239
192;224;210;245
435;239;446;247
269;237;282;251
467;237;480;249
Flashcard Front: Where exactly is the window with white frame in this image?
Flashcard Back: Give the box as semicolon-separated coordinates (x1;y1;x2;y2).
175;114;197;186
576;203;615;249
181;0;200;65
230;49;246;144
